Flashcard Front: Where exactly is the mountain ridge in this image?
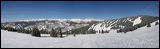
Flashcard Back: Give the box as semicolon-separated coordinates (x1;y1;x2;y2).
1;15;159;34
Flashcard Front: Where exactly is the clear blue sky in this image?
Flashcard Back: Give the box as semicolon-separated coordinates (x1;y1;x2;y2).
1;1;159;22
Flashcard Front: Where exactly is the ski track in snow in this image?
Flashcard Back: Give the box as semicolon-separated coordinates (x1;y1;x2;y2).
1;22;159;48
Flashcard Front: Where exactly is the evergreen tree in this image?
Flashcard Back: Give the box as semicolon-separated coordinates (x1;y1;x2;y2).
25;29;28;34
117;30;120;33
66;31;69;36
117;28;124;33
36;28;41;37
50;28;58;37
92;29;96;34
101;30;104;34
123;28;128;33
1;26;6;30
12;28;17;32
7;27;12;31
27;28;31;34
73;33;76;37
155;22;159;25
59;28;63;38
104;30;109;33
21;28;25;33
147;23;151;27
31;27;41;37
17;28;21;33
87;29;96;34
31;28;36;36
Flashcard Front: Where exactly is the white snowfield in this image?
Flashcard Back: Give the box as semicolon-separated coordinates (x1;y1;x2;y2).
93;23;103;31
91;23;112;32
1;23;159;48
132;17;142;26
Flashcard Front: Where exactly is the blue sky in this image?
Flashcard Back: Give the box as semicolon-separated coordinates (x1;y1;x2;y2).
1;1;159;22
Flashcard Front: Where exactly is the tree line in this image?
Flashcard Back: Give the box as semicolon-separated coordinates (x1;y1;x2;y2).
1;26;63;38
117;21;159;33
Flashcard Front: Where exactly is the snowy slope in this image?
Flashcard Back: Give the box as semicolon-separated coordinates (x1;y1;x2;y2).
88;16;158;33
93;23;103;31
132;17;142;26
1;23;159;48
92;23;112;32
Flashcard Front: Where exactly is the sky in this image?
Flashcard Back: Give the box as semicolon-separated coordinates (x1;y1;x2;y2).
1;1;159;22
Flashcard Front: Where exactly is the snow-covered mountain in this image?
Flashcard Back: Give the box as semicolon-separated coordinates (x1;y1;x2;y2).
1;15;159;48
88;15;159;33
1;15;159;33
1;21;159;48
1;19;103;32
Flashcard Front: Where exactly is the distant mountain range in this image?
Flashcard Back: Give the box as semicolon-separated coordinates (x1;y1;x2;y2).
1;15;159;33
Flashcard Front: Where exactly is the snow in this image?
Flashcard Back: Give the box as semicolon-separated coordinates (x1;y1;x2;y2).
88;24;95;30
83;19;103;22
70;19;103;23
127;18;132;22
151;20;159;26
119;25;125;28
14;19;103;23
92;22;112;32
91;18;131;32
1;23;159;48
93;23;103;31
132;17;142;26
103;25;112;31
70;19;82;23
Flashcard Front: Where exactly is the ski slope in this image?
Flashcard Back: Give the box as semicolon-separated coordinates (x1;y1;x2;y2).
132;17;142;26
1;24;159;48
